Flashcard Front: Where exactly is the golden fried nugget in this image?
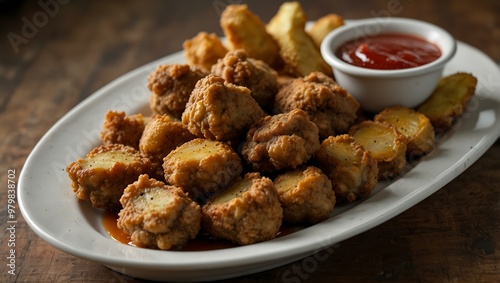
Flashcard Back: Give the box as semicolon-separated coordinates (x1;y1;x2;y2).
139;115;196;179
375;106;435;158
220;4;282;68
274;71;359;139
211;49;279;111
417;72;477;130
242;108;320;173
181;74;266;141
118;175;201;250
100;111;147;150
183;32;228;73
267;2;332;77
315;134;378;202
163;138;243;202
202;172;282;245
274;166;335;224
307;13;344;48
66;144;153;210
349;121;407;180
147;64;207;120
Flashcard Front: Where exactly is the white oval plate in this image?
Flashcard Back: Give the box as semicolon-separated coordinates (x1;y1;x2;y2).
19;39;500;282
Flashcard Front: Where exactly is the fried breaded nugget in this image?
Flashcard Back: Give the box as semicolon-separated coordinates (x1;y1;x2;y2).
66;144;152;210
315;134;378;202
307;13;344;48
242;108;320;173
211;49;279;111
139;115;196;179
274;71;360;139
100;111;148;150
220;4;282;69
183;32;228;73
147;64;207;120
375;106;435;159
417;72;477;130
117;175;201;250
181;74;266;141
267;2;332;77
202;172;282;245
349;121;407;180
163;138;242;202
274;166;335;224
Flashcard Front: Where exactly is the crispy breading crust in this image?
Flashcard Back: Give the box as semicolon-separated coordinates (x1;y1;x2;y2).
66;144;152;210
118;175;201;250
147;64;207;120
220;4;282;69
267;2;332;77
274;166;335;224
315;134;378;202
100;111;147;150
417;72;477;130
211;49;279;111
183;32;228;73
202;172;283;245
274;72;359;139
163;138;242;202
139;115;196;179
242;108;320;173
181;74;266;141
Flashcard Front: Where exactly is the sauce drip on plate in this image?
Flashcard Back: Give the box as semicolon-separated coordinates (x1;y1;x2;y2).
102;210;305;251
335;33;441;70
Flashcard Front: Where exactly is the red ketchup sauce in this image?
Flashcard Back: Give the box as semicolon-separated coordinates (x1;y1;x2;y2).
335;33;441;70
102;210;306;251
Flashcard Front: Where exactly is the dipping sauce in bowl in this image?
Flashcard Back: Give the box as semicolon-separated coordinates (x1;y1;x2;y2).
336;33;442;70
320;18;457;113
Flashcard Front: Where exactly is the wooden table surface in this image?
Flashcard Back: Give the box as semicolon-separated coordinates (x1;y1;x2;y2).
1;0;499;282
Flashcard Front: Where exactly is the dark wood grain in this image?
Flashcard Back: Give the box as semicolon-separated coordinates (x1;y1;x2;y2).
1;0;499;282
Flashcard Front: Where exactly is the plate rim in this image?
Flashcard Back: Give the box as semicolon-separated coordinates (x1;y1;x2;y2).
18;40;500;281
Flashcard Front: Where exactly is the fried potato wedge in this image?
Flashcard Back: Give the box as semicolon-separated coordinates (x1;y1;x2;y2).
307;13;344;48
375;106;435;158
220;4;282;68
417;72;477;130
267;2;332;77
349;121;407;180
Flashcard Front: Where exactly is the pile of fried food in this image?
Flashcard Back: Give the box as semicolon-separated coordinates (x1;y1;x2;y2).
66;2;477;250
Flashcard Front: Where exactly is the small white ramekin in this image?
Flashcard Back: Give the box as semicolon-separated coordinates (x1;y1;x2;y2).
321;17;456;113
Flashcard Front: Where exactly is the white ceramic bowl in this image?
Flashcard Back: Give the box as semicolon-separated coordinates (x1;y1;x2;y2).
321;17;457;113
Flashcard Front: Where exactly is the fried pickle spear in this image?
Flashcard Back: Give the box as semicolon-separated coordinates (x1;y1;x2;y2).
349;121;407;180
375;106;435;159
315;134;378;202
220;4;282;69
267;2;332;77
183;32;228;73
417;72;477;130
307;13;344;48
